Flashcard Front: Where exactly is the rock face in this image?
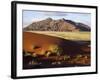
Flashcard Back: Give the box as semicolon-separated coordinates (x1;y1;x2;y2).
24;18;90;31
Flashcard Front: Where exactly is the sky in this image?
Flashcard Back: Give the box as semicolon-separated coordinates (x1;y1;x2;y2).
23;10;91;27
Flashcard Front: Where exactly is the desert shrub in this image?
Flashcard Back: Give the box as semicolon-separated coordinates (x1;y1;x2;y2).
32;53;37;57
48;44;63;56
76;54;82;58
45;51;51;57
63;55;70;60
24;51;31;56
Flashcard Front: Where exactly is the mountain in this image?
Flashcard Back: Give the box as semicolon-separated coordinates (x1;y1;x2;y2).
23;18;90;31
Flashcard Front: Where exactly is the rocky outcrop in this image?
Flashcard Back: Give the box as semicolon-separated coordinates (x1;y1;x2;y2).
24;18;90;31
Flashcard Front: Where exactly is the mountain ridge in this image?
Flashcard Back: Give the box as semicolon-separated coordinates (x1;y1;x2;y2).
24;18;90;31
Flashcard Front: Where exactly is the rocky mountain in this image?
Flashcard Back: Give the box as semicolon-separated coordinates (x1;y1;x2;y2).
24;18;90;31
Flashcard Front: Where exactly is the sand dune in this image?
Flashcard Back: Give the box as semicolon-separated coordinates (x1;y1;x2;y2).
23;32;90;56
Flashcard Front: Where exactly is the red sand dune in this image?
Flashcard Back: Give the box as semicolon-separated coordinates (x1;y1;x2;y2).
23;32;90;56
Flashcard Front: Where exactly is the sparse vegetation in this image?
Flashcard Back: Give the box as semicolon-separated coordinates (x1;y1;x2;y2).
63;55;70;60
32;53;37;57
47;44;63;56
24;51;31;56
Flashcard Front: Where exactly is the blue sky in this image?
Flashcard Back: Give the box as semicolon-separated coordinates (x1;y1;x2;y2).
23;10;91;27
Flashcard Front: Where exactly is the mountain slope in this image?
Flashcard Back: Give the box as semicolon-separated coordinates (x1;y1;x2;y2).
24;18;90;31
